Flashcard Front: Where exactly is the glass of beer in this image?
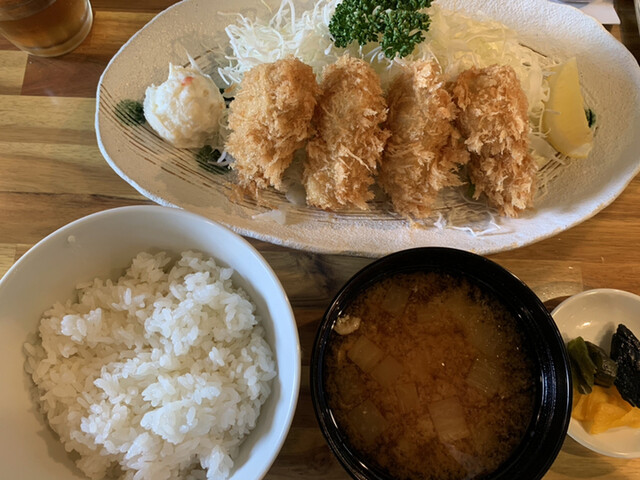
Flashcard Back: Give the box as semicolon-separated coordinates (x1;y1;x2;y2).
0;0;93;57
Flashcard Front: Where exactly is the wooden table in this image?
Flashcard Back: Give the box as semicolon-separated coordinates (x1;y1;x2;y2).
1;1;639;479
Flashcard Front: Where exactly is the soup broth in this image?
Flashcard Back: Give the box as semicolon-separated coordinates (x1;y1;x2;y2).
324;271;536;480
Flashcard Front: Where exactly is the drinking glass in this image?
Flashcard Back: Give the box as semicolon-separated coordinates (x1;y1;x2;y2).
0;0;93;57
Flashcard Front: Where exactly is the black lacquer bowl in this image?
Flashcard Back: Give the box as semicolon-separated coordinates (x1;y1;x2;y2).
310;247;572;480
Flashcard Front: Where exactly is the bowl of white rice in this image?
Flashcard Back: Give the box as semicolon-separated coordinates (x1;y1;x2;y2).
0;205;300;480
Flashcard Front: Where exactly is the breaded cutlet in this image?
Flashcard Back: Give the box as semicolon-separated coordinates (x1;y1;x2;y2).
451;64;537;217
379;60;470;218
225;56;319;197
303;55;390;211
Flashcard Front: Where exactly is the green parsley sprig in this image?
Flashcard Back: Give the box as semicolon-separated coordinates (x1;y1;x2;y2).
329;0;433;59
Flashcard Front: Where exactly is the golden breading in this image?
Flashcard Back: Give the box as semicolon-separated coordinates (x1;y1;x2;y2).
379;60;470;218
225;56;319;196
451;64;537;217
303;55;390;211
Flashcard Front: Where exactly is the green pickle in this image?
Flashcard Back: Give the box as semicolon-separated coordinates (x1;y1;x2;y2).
568;336;596;394
586;340;618;387
567;336;618;394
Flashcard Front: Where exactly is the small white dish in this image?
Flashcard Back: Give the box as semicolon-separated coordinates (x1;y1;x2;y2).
0;205;301;479
552;288;640;458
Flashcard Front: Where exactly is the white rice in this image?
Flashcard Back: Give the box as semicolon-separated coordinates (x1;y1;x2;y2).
23;251;276;480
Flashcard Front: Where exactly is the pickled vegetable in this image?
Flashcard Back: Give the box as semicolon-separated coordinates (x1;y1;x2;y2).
611;324;640;407
567;336;597;394
572;385;640;434
585;341;618;388
567;336;618;393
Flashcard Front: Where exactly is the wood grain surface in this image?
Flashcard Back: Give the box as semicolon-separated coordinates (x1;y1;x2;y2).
1;1;640;479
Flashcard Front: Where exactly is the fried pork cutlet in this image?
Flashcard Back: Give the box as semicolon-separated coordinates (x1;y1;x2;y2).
379;60;470;218
303;55;390;211
451;64;538;217
225;56;319;196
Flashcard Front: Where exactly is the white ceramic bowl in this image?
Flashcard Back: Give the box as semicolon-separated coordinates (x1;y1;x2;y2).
0;205;300;479
552;288;640;458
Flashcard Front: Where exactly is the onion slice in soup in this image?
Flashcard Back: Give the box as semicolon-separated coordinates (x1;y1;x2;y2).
466;355;502;396
428;396;471;443
380;284;411;316
396;382;421;413
348;399;388;445
371;355;403;388
348;336;384;373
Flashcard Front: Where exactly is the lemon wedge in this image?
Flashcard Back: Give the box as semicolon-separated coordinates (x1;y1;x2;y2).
542;57;593;158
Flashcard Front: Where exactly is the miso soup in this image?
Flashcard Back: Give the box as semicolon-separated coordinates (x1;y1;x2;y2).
324;271;536;480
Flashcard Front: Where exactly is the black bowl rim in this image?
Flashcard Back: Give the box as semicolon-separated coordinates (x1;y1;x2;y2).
310;247;572;480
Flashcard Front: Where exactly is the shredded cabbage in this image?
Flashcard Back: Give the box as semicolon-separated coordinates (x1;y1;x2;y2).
216;0;342;84
215;1;555;123
415;4;556;130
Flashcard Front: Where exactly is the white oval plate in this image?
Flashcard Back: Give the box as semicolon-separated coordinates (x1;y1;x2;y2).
552;288;640;458
96;0;640;257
